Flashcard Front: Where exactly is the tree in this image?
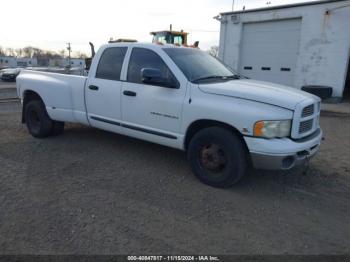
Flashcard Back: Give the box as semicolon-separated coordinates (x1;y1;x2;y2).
209;45;219;58
73;51;88;59
23;46;35;58
15;48;23;57
0;46;5;56
59;49;66;58
5;48;15;56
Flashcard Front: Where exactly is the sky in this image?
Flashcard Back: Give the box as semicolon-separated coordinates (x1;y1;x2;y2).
0;0;319;54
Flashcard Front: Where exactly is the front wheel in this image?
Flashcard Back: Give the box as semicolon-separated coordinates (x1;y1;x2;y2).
187;127;247;188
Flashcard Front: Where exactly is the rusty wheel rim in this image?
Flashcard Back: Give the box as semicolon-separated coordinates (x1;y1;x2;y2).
199;143;228;173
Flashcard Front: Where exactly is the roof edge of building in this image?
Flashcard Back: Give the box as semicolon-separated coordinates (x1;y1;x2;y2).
220;0;350;16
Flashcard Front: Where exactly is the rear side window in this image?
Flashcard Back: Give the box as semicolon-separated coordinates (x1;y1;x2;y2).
127;47;177;85
96;47;127;81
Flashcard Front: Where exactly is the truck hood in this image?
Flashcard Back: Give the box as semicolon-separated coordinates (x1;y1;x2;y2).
198;79;318;110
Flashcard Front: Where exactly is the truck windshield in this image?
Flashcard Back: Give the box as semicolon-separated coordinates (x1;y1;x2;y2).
164;48;239;83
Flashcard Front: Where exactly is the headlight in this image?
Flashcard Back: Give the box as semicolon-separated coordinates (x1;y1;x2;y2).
254;120;291;138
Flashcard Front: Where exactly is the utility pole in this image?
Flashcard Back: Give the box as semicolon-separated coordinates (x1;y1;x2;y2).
232;0;234;11
67;42;72;68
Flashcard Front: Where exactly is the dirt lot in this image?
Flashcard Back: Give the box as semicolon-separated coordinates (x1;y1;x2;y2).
0;82;350;255
0;80;17;89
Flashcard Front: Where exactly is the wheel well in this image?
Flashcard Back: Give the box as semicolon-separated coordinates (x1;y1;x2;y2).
184;120;251;163
22;90;43;123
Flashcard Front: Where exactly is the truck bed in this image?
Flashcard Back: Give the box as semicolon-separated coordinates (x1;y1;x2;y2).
17;70;89;125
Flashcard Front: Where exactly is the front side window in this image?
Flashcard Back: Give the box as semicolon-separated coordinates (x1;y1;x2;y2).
127;47;177;85
96;47;127;81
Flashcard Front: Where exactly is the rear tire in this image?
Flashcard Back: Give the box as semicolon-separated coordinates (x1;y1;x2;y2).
187;127;247;188
51;121;65;136
25;100;53;138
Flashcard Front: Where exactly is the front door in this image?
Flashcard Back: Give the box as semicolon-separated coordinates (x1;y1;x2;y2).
121;47;186;142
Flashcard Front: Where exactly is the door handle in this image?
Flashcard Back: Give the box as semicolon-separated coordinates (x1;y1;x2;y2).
89;85;99;91
123;90;137;97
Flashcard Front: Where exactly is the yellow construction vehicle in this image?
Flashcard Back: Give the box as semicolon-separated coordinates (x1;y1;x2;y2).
151;25;199;47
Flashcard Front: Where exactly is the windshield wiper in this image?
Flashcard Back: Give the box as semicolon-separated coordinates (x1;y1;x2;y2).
192;75;240;83
226;75;241;79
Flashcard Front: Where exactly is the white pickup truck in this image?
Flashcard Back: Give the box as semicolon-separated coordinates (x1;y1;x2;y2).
16;43;323;188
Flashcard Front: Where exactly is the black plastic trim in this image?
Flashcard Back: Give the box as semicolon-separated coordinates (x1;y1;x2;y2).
90;116;177;140
123;124;177;140
90;116;121;126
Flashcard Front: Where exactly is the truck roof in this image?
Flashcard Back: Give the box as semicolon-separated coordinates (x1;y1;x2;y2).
101;42;185;50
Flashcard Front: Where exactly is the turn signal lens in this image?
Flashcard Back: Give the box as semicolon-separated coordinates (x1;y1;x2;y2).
254;121;265;137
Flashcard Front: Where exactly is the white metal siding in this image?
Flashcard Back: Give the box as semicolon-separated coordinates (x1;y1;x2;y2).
239;19;302;86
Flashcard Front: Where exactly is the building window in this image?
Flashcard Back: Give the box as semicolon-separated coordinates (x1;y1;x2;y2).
5;60;8;63
29;61;32;64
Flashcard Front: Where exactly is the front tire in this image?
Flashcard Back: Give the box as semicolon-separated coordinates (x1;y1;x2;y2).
187;127;247;188
25;100;53;138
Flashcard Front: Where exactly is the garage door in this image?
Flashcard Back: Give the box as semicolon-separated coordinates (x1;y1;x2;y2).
239;19;302;87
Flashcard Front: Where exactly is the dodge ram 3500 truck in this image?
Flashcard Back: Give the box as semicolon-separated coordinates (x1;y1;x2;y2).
16;43;323;188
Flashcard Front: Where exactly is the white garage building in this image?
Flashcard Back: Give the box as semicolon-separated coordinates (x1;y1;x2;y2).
217;0;350;102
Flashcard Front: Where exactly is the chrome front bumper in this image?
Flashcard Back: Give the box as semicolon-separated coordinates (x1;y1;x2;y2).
246;129;323;170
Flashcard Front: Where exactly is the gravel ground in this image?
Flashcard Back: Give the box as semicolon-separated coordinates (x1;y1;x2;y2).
0;80;17;90
0;96;350;255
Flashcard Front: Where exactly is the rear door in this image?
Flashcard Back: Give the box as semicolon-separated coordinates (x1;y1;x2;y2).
85;46;127;132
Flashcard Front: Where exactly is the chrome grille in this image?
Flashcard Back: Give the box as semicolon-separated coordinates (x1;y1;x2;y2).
299;119;313;134
292;101;320;139
302;104;315;117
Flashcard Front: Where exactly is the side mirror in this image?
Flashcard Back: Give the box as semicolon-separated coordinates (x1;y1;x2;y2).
141;68;178;88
